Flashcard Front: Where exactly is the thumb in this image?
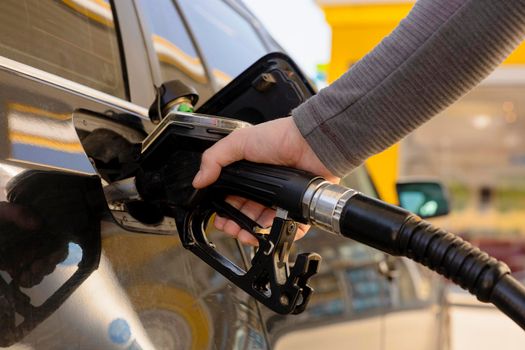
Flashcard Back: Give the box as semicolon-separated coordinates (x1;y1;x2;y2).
192;129;247;188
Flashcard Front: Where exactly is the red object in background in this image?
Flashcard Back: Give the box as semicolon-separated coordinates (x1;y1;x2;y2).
470;238;525;273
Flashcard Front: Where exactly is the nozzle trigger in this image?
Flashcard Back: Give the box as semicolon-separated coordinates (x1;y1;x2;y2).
176;202;320;314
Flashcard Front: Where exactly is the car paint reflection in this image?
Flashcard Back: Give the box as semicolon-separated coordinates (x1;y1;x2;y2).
0;167;270;349
151;31;232;87
61;0;114;27
0;170;159;349
5;103;95;174
68;0;232;88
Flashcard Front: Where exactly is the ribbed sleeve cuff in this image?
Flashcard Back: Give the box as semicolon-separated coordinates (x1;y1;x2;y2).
292;101;363;177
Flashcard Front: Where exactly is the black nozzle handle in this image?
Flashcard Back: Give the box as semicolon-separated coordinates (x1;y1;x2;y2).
214;161;321;222
134;151;320;220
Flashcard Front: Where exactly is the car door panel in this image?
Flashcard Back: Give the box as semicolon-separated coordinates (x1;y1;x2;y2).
0;33;268;350
0;52;154;348
1;72;105;174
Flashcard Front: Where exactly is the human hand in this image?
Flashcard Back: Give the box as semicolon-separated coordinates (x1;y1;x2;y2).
192;116;339;245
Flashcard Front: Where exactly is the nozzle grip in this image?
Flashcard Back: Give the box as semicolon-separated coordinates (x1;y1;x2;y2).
215;161;321;222
135;150;320;221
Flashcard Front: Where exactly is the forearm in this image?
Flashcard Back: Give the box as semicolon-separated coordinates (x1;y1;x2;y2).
293;0;525;177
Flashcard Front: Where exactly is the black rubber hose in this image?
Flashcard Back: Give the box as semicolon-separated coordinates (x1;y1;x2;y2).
491;274;525;329
397;217;510;303
339;193;525;330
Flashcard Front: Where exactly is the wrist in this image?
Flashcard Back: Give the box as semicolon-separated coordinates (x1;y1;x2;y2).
285;117;336;181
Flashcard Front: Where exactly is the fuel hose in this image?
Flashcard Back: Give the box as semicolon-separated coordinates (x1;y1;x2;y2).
304;180;525;330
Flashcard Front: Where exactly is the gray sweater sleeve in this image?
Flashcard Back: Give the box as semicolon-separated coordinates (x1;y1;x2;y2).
292;0;525;177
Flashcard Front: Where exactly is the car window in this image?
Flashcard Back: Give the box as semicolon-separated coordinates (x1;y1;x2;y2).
178;0;268;87
137;0;214;100
0;0;126;99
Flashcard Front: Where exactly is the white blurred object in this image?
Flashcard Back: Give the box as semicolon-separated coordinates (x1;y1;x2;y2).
243;0;330;78
448;288;525;350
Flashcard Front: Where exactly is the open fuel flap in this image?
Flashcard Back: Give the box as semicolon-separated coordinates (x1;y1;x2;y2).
197;52;316;124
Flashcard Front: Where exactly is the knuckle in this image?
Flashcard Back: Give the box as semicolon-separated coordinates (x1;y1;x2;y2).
201;150;214;165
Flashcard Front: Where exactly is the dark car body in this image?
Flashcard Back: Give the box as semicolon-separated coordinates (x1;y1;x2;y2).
0;1;446;349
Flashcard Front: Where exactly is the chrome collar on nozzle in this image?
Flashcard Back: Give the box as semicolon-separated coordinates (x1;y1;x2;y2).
302;179;358;234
